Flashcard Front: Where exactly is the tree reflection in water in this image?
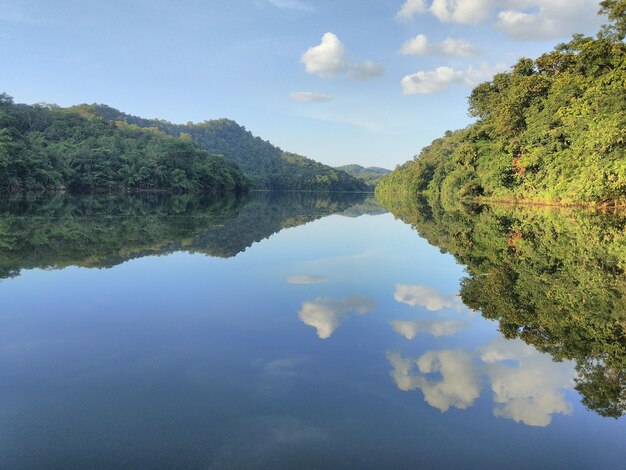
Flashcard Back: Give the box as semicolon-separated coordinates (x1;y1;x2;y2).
379;194;626;419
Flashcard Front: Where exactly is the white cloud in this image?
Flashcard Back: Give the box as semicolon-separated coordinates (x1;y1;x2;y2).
440;38;480;56
301;32;384;81
287;275;329;284
396;0;602;40
401;63;508;95
388;350;481;412
463;62;508;86
401;67;465;95
390;319;465;339
497;0;602;40
480;338;574;427
298;296;376;339
397;0;494;24
394;284;464;311
397;0;428;21
430;0;494;24
289;92;332;103
400;34;478;57
400;34;429;55
267;0;313;11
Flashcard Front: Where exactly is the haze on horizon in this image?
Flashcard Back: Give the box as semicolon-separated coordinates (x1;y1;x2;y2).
0;0;606;168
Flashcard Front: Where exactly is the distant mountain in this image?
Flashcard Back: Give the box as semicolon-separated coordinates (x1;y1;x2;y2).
336;164;391;190
71;104;369;192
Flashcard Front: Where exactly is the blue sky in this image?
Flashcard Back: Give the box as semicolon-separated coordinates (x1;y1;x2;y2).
0;0;605;168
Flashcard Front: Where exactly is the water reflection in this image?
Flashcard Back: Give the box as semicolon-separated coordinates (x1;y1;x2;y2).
480;338;574;427
207;416;328;469
0;191;374;280
1;192;625;466
379;194;626;419
260;357;309;378
298;296;376;339
389;319;465;339
394;284;463;312
387;350;481;412
287;275;329;285
387;338;575;426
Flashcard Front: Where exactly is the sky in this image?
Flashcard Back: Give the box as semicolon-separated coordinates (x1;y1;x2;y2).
0;0;607;168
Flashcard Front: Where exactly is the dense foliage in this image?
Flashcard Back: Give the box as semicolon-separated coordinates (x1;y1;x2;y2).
336;164;391;190
379;193;626;418
378;10;626;205
71;104;368;192
0;95;250;194
0;192;372;280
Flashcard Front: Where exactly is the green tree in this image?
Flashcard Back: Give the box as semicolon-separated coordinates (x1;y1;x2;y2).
0;95;251;194
377;8;626;205
599;0;626;40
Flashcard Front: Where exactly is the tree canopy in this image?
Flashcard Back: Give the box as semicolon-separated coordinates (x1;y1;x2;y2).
377;11;626;205
600;0;626;40
70;104;369;192
0;96;250;194
336;164;391;190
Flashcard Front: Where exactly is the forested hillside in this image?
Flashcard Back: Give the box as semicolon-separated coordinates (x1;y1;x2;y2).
72;104;369;192
0;94;250;194
378;3;626;206
336;164;391;190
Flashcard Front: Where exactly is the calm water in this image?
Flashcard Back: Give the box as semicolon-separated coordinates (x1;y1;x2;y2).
0;192;624;468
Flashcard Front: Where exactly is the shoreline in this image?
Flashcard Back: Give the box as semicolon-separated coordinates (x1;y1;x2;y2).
375;190;626;212
476;196;626;211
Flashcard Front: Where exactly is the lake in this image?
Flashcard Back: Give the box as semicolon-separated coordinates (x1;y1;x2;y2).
0;192;625;468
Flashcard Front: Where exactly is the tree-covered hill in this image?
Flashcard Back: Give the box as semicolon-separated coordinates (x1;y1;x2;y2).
0;94;250;194
70;104;369;192
336;164;391;190
378;3;626;206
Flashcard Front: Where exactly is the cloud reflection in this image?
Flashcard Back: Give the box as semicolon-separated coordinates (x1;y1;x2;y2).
480;338;574;427
299;296;376;339
388;338;575;426
210;415;326;468
390;319;465;339
262;357;309;378
394;284;463;311
287;275;328;285
387;350;481;411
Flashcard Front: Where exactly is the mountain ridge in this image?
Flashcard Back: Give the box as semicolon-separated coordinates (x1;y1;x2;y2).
0;94;250;194
336;164;391;190
71;104;369;192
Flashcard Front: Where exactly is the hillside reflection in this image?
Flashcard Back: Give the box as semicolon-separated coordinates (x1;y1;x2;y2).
379;195;626;419
0;192;378;280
